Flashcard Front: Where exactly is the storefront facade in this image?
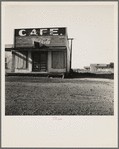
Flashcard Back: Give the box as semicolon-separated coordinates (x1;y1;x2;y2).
5;27;71;75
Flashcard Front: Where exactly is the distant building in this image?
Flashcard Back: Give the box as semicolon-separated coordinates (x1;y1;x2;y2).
90;63;114;73
84;66;90;71
5;27;72;76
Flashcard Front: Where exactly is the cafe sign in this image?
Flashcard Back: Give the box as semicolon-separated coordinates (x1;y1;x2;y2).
34;37;51;44
15;28;66;36
15;27;67;48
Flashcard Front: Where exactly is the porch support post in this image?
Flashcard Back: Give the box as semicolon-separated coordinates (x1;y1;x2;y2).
28;51;32;72
11;51;15;72
48;51;51;72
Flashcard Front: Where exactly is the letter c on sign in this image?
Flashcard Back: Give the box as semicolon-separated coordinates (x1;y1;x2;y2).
19;30;26;36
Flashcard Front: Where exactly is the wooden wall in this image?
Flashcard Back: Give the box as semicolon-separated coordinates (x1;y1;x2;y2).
15;36;67;48
5;51;12;73
52;51;66;69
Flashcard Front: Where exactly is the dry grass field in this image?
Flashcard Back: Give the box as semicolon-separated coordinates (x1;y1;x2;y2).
5;76;114;115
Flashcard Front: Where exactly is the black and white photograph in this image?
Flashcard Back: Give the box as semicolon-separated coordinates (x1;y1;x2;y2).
2;1;118;148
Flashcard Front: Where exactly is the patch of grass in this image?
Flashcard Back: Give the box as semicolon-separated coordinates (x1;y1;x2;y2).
5;77;114;115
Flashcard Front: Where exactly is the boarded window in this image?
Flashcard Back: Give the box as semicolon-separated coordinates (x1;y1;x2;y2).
52;51;65;69
15;51;28;69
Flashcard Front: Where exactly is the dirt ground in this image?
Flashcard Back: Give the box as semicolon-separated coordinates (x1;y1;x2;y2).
5;76;114;115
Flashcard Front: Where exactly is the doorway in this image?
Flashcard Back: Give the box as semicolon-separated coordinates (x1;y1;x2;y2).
32;52;47;72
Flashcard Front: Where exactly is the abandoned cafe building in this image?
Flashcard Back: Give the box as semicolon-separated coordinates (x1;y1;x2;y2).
5;27;72;76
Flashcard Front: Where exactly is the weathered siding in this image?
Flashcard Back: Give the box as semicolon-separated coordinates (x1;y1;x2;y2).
15;36;67;48
5;51;12;73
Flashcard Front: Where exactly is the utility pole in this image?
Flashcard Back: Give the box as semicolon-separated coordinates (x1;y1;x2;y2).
68;38;74;73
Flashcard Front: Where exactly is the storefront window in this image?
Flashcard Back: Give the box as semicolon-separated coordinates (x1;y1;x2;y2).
15;51;28;69
52;51;65;69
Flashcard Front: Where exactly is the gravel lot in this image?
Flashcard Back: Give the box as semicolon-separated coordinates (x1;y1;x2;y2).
5;76;114;115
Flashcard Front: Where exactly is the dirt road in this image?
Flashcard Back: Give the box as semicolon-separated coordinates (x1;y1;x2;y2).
5;76;114;115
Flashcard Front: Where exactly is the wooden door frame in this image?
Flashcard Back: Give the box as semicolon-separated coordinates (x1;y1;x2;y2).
32;51;48;72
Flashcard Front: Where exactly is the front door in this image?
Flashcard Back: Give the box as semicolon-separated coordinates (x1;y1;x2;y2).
32;52;47;72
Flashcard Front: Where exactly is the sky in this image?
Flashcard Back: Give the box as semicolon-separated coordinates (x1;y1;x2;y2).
3;2;117;68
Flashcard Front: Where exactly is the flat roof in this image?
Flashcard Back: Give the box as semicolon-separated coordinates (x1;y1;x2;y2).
14;27;67;30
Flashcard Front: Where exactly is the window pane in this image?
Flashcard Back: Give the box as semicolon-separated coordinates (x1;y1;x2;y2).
52;51;64;69
15;51;28;69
